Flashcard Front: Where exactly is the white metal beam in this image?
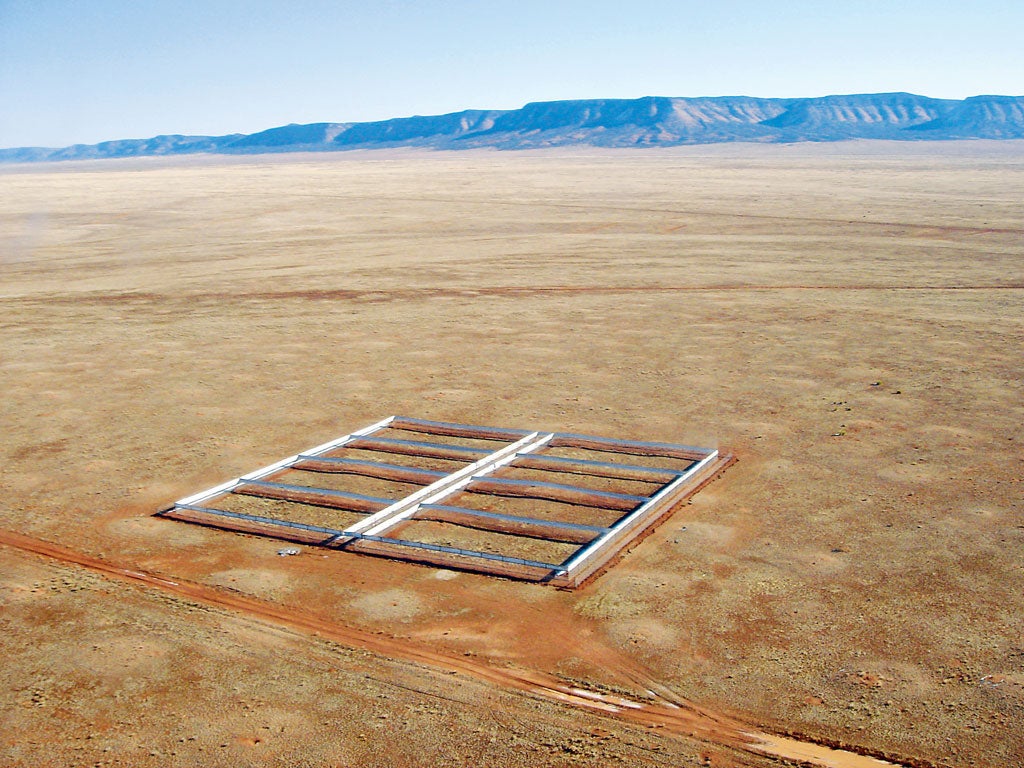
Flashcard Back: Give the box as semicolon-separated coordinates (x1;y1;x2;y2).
559;449;720;574
173;415;395;508
349;431;555;539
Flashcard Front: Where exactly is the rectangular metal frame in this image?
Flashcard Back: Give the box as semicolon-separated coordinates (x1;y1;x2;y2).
160;415;732;587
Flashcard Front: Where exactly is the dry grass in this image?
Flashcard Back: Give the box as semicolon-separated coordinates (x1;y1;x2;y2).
1;142;1022;767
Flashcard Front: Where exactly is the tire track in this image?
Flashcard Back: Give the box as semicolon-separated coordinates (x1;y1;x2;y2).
1;529;908;768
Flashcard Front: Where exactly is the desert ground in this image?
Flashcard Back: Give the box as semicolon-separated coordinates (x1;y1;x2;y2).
0;142;1021;767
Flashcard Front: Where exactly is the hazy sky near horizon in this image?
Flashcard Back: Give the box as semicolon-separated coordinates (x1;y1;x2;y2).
1;0;1021;148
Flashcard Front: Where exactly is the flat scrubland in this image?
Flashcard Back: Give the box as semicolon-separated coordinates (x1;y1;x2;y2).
1;142;1022;767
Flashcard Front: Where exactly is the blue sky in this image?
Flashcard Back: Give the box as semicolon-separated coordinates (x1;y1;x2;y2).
1;0;1021;148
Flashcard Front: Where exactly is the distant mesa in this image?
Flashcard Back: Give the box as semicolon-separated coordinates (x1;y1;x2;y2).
230;122;350;148
905;95;1024;139
759;93;957;138
3;92;1023;162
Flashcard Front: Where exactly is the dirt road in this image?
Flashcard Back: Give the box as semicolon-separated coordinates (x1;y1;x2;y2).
0;529;904;768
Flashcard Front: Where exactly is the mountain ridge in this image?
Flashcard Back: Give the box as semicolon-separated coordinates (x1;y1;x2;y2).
4;92;1023;162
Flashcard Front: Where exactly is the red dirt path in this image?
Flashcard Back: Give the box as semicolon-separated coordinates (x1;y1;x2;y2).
0;528;908;768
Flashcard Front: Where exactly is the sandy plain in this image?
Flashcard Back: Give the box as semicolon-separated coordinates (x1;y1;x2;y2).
0;142;1022;767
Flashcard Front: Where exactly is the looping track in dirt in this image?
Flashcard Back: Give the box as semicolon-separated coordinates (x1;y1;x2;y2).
0;529;910;768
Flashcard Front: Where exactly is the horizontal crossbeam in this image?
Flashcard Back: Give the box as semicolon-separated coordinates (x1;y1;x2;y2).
465;476;647;511
233;480;392;513
171;503;350;538
293;456;446;484
170;504;566;574
355;533;567;574
415;503;606;544
549;433;712;461
511;453;681;482
390;416;531;441
347;436;492;461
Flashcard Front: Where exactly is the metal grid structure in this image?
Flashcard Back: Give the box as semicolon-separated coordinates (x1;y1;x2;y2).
159;416;733;587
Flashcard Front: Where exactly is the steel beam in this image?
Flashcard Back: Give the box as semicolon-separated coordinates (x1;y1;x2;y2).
292;456;446;484
170;503;350;539
346;436;492;461
347;431;554;539
415;503;606;544
559;450;720;574
465;476;647;511
389;416;532;441
549;433;713;461
353;533;566;574
173;415;395;509
511;453;682;482
233;479;393;512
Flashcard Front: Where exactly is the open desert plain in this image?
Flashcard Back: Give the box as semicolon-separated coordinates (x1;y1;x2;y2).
0;142;1022;767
